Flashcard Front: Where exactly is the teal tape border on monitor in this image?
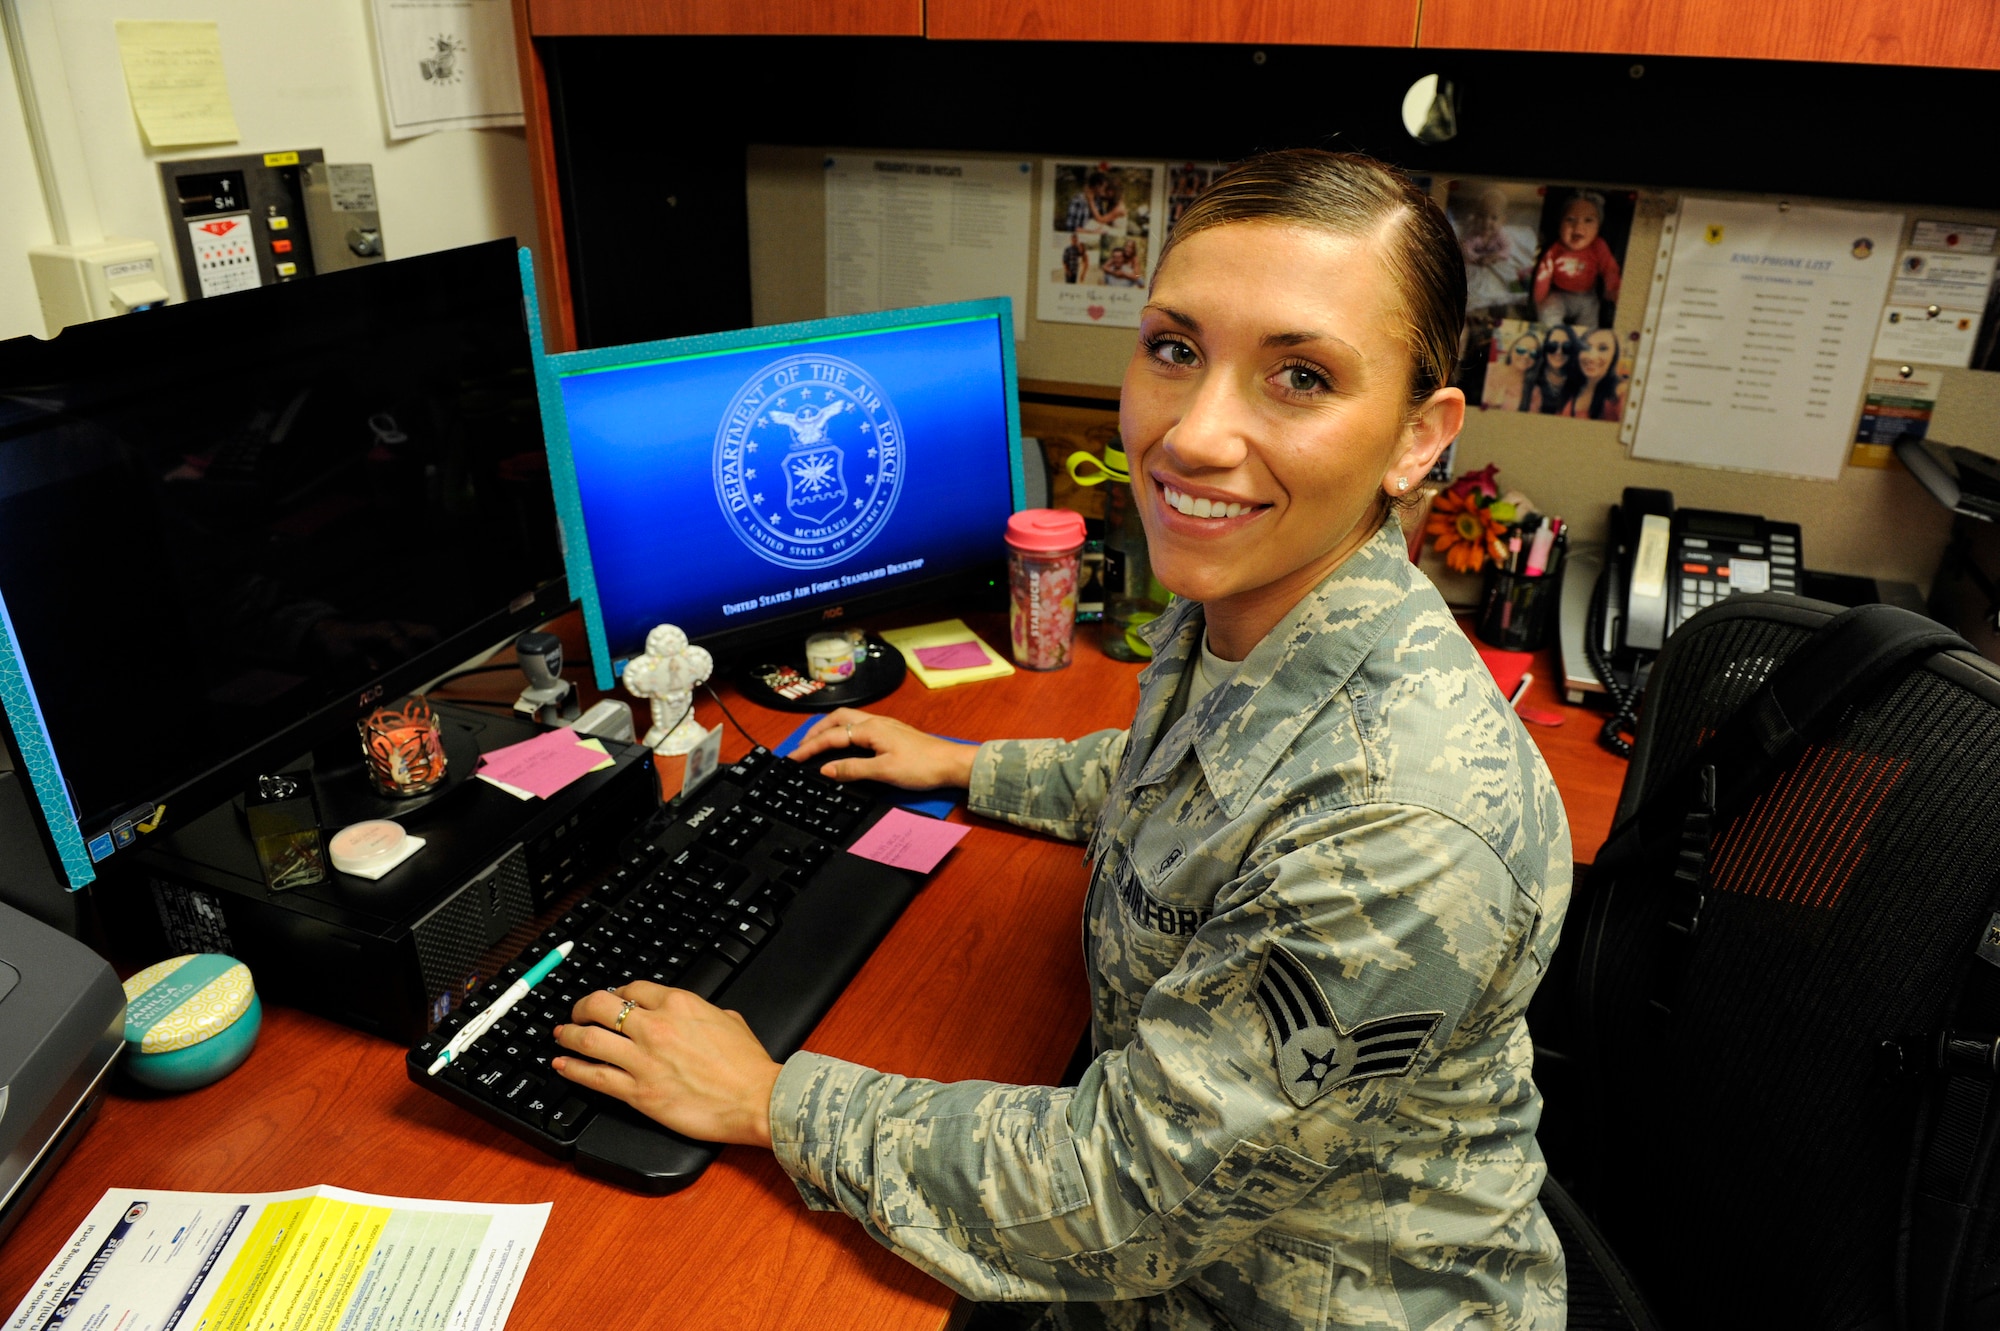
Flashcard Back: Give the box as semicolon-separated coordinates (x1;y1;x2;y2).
996;300;1026;510
0;586;93;888
518;247;610;690
534;293;1025;690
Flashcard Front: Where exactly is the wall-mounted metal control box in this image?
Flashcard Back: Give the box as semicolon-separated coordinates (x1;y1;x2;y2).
160;150;386;301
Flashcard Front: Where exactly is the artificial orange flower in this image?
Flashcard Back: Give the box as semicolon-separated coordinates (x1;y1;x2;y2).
1424;488;1507;573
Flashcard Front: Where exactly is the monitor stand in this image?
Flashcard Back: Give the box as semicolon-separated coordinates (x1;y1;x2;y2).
733;630;907;713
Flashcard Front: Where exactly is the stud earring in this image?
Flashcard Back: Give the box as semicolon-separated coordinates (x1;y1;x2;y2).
1395;476;1410;493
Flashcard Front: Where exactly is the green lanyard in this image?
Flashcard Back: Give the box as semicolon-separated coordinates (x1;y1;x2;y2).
1065;444;1128;486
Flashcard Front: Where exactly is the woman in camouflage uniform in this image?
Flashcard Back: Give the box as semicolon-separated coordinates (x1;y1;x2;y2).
554;150;1572;1330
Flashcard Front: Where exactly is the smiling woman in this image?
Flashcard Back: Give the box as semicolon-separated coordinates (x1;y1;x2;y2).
1122;155;1465;659
551;150;1574;1331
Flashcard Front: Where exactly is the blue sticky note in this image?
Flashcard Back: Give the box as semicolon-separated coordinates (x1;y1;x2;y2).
773;716;975;820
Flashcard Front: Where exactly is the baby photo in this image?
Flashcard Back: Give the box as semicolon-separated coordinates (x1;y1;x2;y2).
1445;179;1637;394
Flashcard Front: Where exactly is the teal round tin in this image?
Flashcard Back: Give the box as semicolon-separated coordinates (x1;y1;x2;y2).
122;953;261;1091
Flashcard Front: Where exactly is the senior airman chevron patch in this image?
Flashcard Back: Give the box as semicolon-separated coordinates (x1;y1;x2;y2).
1253;942;1443;1107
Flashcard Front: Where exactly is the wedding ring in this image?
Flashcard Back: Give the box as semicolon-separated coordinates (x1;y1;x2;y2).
613;999;636;1034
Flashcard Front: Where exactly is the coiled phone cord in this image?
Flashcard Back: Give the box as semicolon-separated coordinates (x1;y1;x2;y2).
1585;554;1644;759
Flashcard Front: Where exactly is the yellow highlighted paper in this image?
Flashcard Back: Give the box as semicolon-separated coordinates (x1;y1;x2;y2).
3;1186;544;1331
114;21;240;148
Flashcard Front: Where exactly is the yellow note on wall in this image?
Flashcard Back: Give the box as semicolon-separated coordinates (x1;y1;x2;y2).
115;20;240;148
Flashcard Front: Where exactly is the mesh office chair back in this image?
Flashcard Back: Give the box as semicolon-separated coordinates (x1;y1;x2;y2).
1572;595;2000;1330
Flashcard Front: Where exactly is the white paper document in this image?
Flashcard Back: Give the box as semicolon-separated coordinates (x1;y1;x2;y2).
370;0;524;139
825;155;1032;336
1627;197;1903;480
5;1184;549;1331
1874;304;1983;366
1889;250;1999;309
1870;248;1996;367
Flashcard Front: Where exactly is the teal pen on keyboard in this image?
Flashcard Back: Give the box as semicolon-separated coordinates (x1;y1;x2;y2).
428;941;573;1075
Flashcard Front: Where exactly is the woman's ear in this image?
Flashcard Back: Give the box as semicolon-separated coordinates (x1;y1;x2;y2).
1390;385;1466;486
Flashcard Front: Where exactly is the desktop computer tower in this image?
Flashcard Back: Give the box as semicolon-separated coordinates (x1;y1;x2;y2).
129;704;660;1043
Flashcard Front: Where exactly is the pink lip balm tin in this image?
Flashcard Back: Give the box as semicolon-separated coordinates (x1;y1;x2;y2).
1004;508;1087;671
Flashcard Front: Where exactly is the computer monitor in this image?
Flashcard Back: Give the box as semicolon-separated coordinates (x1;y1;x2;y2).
0;239;569;890
529;286;1024;686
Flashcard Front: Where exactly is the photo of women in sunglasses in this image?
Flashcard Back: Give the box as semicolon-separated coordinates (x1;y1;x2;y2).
1559;326;1629;421
1480;324;1541;412
1525;323;1584;413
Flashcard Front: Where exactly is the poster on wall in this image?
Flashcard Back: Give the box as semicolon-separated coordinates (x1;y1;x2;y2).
1037;159;1166;327
1441;178;1637;410
370;0;523;140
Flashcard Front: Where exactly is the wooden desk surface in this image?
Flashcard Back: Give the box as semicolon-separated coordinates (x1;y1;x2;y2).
0;610;1627;1327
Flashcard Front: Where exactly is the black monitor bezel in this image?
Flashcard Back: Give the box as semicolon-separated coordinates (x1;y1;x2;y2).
0;239;573;889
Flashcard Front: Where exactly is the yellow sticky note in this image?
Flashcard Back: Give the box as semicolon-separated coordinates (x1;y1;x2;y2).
880;619;1015;689
115;21;240;148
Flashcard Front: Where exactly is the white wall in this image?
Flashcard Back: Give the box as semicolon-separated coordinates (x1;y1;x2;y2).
2;0;537;341
0;21;55;340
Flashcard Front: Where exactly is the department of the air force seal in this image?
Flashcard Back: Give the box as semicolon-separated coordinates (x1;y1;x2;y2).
1253;942;1442;1107
712;353;905;570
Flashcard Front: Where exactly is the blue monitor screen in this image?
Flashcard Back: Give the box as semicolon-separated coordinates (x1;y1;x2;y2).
543;300;1022;677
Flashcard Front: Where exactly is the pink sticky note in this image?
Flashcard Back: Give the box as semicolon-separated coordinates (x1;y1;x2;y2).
846;808;970;874
914;640;992;671
478;732;608;799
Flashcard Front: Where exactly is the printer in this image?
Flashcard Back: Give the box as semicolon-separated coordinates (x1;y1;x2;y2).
0;901;125;1245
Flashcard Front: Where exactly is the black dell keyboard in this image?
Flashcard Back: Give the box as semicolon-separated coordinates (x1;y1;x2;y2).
405;745;927;1192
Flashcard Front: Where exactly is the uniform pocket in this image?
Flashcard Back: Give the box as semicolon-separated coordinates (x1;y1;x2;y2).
880;1108;1090;1231
1161;1139;1332;1249
1183;1231;1337;1331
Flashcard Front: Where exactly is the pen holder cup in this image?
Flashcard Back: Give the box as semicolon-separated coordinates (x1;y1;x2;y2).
359;696;448;797
1476;562;1564;653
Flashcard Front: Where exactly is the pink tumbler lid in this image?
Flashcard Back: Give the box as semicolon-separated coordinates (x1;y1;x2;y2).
1005;508;1086;553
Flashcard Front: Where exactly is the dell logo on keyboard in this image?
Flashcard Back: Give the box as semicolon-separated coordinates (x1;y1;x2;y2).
686;806;715;828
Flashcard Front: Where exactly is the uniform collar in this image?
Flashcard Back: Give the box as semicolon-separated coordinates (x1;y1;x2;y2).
1125;518;1418;818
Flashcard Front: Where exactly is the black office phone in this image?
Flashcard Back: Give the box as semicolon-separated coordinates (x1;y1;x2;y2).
1621;503;1803;652
1588;488;1804;755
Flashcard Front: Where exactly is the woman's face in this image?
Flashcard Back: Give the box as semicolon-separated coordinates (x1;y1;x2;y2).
1560;199;1601;250
1121;221;1460;620
1508;335;1540;367
1541;330;1576;376
1579;328;1618;380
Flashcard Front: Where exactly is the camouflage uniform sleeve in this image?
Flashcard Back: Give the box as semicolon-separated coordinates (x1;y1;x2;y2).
768;803;1540;1303
965;731;1128;842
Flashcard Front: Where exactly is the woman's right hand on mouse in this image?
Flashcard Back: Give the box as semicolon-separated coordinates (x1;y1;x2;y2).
789;708;977;790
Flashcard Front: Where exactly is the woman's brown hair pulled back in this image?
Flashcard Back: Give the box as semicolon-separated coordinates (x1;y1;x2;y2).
1155;149;1466;413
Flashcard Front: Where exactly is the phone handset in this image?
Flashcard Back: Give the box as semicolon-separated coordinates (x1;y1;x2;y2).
1588;487;1675;758
1624;513;1673;652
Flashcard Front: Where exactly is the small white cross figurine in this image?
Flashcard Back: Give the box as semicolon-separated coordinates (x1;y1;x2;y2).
621;624;712;755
